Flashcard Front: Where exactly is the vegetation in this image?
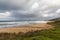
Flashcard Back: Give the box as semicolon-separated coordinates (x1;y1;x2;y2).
0;20;60;40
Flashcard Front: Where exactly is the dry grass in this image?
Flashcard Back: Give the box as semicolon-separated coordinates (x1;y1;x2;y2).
0;23;54;33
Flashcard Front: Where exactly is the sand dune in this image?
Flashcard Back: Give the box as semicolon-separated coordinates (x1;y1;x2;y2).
0;23;54;33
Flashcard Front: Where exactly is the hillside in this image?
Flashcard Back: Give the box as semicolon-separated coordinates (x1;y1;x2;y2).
49;17;60;21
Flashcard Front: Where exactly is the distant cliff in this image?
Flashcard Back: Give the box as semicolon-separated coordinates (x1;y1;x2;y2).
49;18;60;21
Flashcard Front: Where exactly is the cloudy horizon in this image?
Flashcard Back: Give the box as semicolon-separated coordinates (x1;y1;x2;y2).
0;0;60;21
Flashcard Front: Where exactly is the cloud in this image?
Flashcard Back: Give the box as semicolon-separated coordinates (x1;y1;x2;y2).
0;11;11;18
0;0;60;21
56;9;60;13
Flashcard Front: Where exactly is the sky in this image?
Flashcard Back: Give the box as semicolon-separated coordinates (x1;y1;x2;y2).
0;0;60;21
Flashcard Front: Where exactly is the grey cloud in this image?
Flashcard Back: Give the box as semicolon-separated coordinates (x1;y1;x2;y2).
0;0;60;21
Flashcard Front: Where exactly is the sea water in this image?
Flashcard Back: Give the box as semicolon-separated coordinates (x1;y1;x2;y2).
0;21;47;28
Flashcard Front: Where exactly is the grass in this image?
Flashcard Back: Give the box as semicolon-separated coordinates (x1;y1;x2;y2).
0;21;60;40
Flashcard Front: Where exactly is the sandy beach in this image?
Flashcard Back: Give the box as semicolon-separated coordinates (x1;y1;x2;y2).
0;23;54;33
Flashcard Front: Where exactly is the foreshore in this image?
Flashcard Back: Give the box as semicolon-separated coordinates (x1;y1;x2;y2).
0;23;54;33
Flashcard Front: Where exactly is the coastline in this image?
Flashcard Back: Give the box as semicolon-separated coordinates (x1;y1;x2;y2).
0;23;54;33
0;21;48;28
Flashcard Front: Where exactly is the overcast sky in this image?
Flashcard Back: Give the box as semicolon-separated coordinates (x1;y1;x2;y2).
0;0;60;21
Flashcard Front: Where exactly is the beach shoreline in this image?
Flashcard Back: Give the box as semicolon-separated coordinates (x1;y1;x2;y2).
0;23;54;33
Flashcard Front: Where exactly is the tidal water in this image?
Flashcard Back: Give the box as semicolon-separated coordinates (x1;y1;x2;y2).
0;21;47;28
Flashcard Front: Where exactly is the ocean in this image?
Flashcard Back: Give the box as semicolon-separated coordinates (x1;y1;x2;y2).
0;21;47;28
